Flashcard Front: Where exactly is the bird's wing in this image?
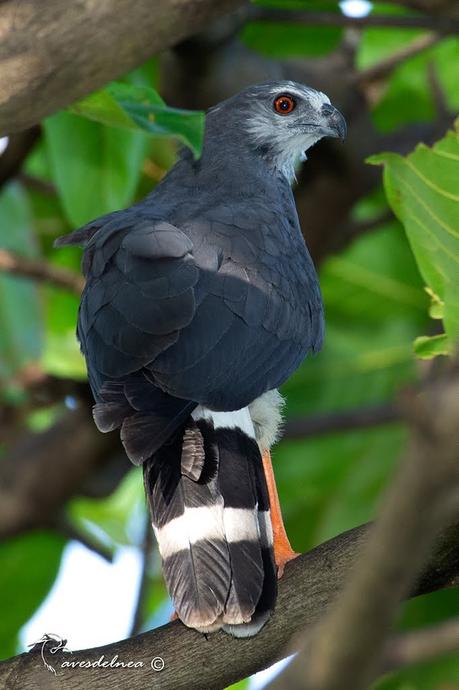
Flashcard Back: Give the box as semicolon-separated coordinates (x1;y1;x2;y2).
67;205;322;411
149;203;323;409
75;216;198;395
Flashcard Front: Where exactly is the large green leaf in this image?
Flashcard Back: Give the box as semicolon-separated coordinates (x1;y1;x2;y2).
68;82;204;157
0;183;43;380
43;111;149;227
369;121;459;354
0;531;65;659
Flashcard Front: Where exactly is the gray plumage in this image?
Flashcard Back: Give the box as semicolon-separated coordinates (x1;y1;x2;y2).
56;80;346;636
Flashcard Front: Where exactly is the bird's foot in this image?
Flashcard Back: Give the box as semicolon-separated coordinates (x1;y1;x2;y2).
273;528;300;578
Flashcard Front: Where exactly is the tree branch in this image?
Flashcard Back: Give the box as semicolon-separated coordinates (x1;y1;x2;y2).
250;8;459;34
0;0;247;135
0;408;122;539
284;402;400;440
355;33;442;84
0;249;84;294
384;618;459;672
0;521;458;690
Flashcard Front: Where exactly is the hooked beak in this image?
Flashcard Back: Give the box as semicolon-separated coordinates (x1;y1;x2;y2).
320;103;347;140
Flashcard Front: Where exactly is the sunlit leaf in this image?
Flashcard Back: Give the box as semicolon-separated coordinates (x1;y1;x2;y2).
369;121;459;354
413;333;451;359
68;82;205;157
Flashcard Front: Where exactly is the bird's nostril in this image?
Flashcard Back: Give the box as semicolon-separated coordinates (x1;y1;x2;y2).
321;103;335;116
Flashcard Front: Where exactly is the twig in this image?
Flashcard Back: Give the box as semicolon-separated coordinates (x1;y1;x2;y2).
129;509;154;637
384;618;459;672
427;60;450;119
381;0;459;19
18;172;57;197
250;8;459;34
0;249;84;294
0;128;40;189
355;32;441;84
56;517;114;563
268;369;459;690
2;522;458;689
284;402;400;440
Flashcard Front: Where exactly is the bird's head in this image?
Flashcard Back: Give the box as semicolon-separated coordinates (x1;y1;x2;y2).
206;80;346;182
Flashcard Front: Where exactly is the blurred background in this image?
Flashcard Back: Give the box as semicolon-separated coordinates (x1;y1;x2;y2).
0;1;458;688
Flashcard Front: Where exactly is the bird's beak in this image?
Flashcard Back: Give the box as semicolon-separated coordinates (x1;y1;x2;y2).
321;104;347;141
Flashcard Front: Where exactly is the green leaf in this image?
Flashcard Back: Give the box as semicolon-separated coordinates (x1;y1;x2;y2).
0;531;65;659
369;121;459;354
0;183;43;379
68;468;145;547
68;82;205;158
107;83;204;157
69;89;136;130
241;22;342;57
44;111;149;227
413;333;451;359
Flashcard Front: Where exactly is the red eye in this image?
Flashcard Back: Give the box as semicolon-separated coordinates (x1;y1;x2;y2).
273;94;296;115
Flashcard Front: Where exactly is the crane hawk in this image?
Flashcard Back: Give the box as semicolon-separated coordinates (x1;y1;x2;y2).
56;81;346;636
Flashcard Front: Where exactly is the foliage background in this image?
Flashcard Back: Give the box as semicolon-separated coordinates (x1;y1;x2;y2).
0;2;458;688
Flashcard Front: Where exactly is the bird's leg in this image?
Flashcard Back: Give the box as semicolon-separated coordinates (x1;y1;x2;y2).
261;449;299;578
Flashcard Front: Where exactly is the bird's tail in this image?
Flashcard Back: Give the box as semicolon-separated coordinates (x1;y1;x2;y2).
143;405;277;637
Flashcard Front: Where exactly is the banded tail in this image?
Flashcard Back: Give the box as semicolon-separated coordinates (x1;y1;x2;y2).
143;405;278;636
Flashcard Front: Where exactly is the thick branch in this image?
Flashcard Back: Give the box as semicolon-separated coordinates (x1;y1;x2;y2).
0;522;458;690
0;249;84;294
0;0;246;134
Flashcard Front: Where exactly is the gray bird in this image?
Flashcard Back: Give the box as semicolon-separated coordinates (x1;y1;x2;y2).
56;81;346;637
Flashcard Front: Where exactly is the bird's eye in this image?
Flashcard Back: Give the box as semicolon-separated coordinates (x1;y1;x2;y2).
273;94;296;115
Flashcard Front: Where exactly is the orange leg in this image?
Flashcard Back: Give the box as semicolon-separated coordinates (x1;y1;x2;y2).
262;450;299;578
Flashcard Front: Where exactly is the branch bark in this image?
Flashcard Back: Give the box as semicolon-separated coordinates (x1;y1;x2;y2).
0;522;458;690
0;0;246;135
